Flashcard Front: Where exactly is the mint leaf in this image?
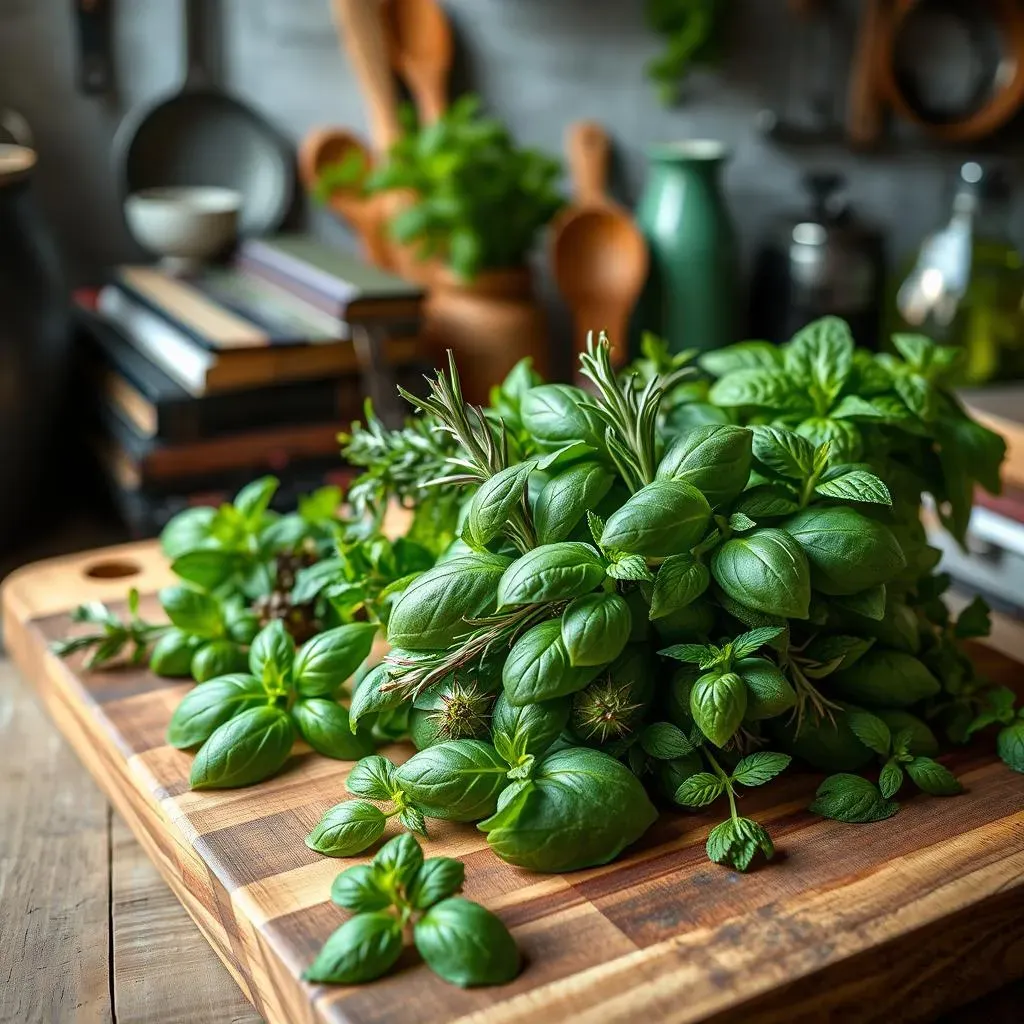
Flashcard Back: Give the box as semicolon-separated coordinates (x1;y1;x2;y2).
815;467;892;505
809;774;899;823
846;710;892;757
878;761;903;799
998;721;1024;773
750;425;815;479
658;643;714;665
954;596;992;639
730;626;785;659
641;722;697;760
674;772;724;808
905;757;962;796
606;553;654;582
705;816;775;871
731;751;791;787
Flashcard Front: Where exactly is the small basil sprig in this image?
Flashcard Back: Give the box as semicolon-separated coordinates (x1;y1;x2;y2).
305;834;520;988
51;589;167;669
169;618;378;790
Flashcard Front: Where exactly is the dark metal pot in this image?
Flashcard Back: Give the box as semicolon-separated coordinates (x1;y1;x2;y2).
0;146;71;550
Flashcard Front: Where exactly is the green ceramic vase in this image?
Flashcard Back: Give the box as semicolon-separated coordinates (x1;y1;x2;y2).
632;140;738;355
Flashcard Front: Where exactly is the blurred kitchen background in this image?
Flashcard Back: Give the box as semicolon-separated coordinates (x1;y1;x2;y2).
2;0;1024;614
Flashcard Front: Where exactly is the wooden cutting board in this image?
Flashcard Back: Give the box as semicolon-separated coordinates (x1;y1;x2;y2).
4;541;1024;1024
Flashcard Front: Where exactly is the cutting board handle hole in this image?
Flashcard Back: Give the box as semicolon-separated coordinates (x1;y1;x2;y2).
83;559;142;580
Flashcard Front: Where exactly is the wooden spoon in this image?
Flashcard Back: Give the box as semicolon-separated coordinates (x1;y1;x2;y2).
382;0;453;125
550;121;648;367
846;0;887;149
298;127;392;269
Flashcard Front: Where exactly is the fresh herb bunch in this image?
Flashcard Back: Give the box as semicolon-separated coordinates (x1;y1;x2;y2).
305;833;520;988
50;588;167;669
645;0;729;105
323;95;562;280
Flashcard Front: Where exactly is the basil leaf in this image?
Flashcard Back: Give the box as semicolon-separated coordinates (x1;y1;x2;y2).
560;593;631;668
166;674;266;749
802;634;875;674
784;315;853;403
191;640;249;683
731;751;791;787
732;486;801;518
234;475;278;525
606;554;654;581
954;595;992;639
711;528;811;619
650;553;710;620
248;620;295;689
706;816;775;871
464;461;536;548
997;721;1024;773
291;699;374;760
398;806;428;836
159;586;224;639
795;417;862;462
346;754;398;800
895;372;937;421
736;657;797;720
170;550;241;591
784;507;906;596
373;833;424;887
293;623;378;697
479;747;657;872
879;762;903;799
491;692;570;765
829;649;941;708
749;425;815;479
292;558;344;604
876;710;939;757
905;756;962;796
656;424;753;507
809;773;899;823
520;383;605;448
306;800;387;856
394;740;509;821
160;505;216;559
414;897;520;988
303;911;403;984
846;709;891;756
708;368;797;409
502;619;602;705
190;706;295;789
349;664;404;732
150;629;204;677
330;864;392;912
814;466;891;505
699;340;782;376
690;671;747;747
640;721;696;760
674;772;723;808
534;462;614;543
600;480;712;558
832;584;887;621
406;857;465;910
387;553;511;649
497;543;606;609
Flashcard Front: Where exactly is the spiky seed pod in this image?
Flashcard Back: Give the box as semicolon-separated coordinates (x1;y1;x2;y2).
571;676;644;745
428;679;494;741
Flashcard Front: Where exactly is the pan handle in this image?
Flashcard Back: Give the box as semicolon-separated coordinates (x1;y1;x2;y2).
183;0;211;88
74;0;113;95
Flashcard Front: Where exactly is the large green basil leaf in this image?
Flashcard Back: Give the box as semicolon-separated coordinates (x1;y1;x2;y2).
655;424;752;507
689;671;747;746
170;549;242;592
534;462;614;543
711;528;811;619
387;553;511;649
875;710;939;757
291;698;374;760
478;747;657;872
496;543;605;608
406;857;465;910
464;461;537;548
749;426;815;479
191;640;249;683
167;674;266;749
189;706;295;789
330;864;392;912
502;619;602;705
828;649;941;707
491;692;570;764
150;629;204;677
393;739;509;821
783;507;906;596
736;658;797;720
160;505;217;559
650;553;710;619
560;593;631;667
652;598;716;644
293;622;379;697
348;663;405;732
159;585;224;639
414;897;521;987
814;465;891;505
708;368;798;409
796;417;862;462
699;341;783;376
600;480;711;558
305;800;387;856
303;911;403;984
784;315;854;404
248;620;295;688
520;384;605;449
770;706;876;772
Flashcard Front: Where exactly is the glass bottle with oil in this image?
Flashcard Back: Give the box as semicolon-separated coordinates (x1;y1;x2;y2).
893;162;1024;385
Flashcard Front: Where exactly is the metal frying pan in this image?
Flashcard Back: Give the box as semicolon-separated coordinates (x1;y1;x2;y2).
114;0;292;235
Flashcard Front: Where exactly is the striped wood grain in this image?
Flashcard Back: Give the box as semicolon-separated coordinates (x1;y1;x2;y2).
3;542;1024;1024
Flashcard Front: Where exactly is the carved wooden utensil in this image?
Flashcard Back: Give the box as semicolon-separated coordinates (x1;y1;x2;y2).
550;121;648;367
382;0;453;125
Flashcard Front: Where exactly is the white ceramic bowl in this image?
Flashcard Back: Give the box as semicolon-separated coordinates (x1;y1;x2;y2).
124;186;242;271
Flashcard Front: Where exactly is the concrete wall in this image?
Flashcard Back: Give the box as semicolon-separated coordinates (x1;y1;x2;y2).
1;0;1018;298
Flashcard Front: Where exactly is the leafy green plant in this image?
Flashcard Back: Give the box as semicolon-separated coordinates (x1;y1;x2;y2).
319;96;562;280
50;588;167;669
305;834;520;987
645;0;729;105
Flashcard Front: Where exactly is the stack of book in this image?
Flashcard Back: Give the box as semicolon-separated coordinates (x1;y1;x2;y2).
80;235;427;536
923;385;1024;618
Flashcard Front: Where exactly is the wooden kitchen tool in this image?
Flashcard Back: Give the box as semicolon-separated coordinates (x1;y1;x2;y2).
846;0;888;148
550;122;648;367
298;127;392;269
382;0;453;125
4;540;1024;1024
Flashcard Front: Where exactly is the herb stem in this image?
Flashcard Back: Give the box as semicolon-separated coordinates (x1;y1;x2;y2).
705;747;738;821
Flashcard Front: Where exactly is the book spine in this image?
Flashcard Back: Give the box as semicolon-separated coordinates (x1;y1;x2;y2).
239;239;359;308
234;254;344;317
